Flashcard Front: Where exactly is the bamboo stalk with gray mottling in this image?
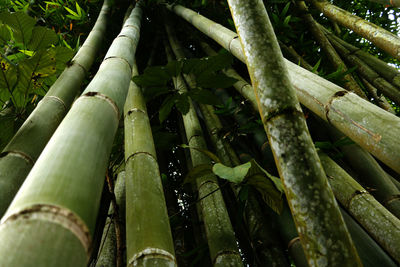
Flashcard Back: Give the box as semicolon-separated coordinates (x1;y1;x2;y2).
226;0;360;265
306;0;400;60
318;152;400;262
0;3;142;266
199;103;290;267
124;61;176;267
0;0;111;218
168;3;400;174
165;25;243;266
296;1;367;99
327;35;400;105
95;171;126;267
321;27;400;90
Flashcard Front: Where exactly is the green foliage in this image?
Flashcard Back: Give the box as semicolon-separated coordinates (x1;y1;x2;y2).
182;145;284;214
132;52;237;122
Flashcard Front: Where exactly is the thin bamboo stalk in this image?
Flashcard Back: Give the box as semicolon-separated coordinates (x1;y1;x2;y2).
199;103;290;267
124;61;176;266
361;77;396;113
165;25;243;266
296;1;367;99
0;0;112;217
328;35;400;105
321;27;400;90
226;1;360;265
95;171;125;267
168;3;400;174
278;41;314;72
318;152;400;262
0;3;142;266
306;0;400;61
366;0;400;7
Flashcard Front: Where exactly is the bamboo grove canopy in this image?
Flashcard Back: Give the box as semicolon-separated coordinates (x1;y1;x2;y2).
0;0;400;266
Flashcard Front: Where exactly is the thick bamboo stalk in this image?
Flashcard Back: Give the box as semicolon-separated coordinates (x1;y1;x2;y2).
199;103;290;267
168;4;400;174
306;0;400;61
318;152;400;262
165;27;243;266
0;3;142;266
296;1;367;99
124;62;176;266
226;1;360;265
328;36;400;105
0;0;112;217
322;28;400;90
95;171;125;267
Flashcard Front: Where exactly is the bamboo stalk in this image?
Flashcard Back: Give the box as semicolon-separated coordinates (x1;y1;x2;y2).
226;0;360;265
124;60;176;267
168;3;400;174
216;85;398;266
165;24;243;266
318;152;400;262
306;0;400;60
278;41;314;72
199;103;290;267
0;0;112;217
366;0;400;7
327;35;400;105
296;1;367;99
95;171;125;267
361;77;396;113
0;3;142;266
321;27;400;90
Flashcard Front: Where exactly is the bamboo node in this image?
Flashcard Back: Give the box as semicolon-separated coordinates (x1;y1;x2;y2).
1;204;92;258
212;250;241;265
0;150;34;165
384;194;400;206
128;247;176;266
287;236;301;249
43;95;67;111
347;189;368;208
81;92;120;120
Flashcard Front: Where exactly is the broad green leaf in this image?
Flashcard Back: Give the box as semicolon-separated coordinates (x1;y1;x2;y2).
16;48;57;95
133;66;172;87
143;86;169;102
0;24;11;46
165;60;182;77
180;144;221;163
246;159;284;193
196;73;237;89
188;89;220;105
238;185;249;201
333;137;355;147
184;164;213;184
0;11;35;46
0;58;18;93
212;162;251;184
159;94;177;123
176;93;190;115
152;130;179;151
246;174;283;214
28;26;58;50
315;141;335;150
53;46;74;71
182;58;202;74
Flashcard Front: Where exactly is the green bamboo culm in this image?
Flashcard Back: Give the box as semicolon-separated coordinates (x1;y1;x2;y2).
124;63;176;266
0;0;111;217
0;2;142;266
226;0;361;266
168;4;400;174
164;28;243;266
306;0;400;61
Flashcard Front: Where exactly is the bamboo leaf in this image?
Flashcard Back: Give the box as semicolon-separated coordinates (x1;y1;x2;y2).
184;164;213;184
246;159;284;193
0;11;35;46
212;162;251;183
188;88;220;105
